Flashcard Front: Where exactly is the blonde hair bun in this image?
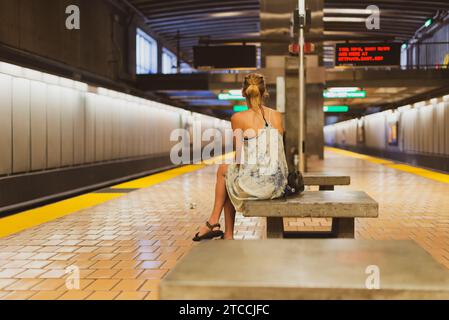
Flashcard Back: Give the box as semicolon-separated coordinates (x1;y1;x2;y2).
242;73;268;111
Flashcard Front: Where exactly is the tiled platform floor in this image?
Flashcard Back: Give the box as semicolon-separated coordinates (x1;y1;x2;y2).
0;149;448;299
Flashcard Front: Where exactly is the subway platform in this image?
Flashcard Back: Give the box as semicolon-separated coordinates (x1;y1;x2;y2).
0;147;448;300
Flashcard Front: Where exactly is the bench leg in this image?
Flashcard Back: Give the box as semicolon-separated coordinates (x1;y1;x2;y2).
266;217;284;239
319;185;335;191
331;218;355;238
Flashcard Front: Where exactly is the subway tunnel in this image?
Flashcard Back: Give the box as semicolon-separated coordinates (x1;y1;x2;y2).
0;0;449;305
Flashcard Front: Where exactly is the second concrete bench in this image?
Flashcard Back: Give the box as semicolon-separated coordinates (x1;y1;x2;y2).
303;173;351;190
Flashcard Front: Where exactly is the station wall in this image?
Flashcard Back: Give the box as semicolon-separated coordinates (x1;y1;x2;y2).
0;62;230;213
324;96;449;172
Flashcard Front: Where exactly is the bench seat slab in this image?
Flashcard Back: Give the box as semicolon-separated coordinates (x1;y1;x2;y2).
242;191;378;219
160;240;449;300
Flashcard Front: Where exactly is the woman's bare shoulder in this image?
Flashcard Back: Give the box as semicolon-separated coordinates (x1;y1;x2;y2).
263;107;281;119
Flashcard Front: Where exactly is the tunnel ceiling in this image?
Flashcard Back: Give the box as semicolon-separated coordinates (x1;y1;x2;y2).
324;0;449;41
128;0;449;63
127;0;260;63
127;0;449;118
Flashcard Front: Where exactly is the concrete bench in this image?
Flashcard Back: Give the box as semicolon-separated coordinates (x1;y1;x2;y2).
160;240;449;300
303;173;350;190
242;191;378;238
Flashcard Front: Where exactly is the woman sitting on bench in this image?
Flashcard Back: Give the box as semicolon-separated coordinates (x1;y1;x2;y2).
193;73;288;241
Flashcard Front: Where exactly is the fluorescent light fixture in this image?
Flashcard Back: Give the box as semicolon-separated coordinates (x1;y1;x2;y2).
324;90;366;99
218;93;245;101
228;89;243;96
323;17;366;23
324;106;349;113
211;12;243;18
327;87;361;93
323;8;375;15
233;105;248;112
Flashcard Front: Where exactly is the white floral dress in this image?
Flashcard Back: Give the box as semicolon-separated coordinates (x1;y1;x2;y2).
225;112;288;212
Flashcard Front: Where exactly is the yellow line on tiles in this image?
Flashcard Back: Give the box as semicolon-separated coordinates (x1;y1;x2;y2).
0;193;124;239
202;152;235;165
111;164;205;189
325;147;394;165
112;152;234;189
0;153;232;238
325;147;449;185
384;164;449;184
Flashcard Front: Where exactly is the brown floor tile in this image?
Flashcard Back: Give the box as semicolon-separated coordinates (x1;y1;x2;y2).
115;291;147;300
39;269;66;279
28;290;65;300
90;260;119;269
144;291;159;300
0;269;26;278
15;269;47;279
30;279;65;291
86;269;119;279
85;291;120;300
2;290;36;300
4;279;43;291
138;261;163;269
58;290;92;300
138;269;167;280
0;278;18;290
112;269;143;279
140;279;160;291
85;279;120;291
111;279;145;291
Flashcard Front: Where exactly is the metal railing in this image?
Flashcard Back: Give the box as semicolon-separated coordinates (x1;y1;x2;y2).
401;41;449;70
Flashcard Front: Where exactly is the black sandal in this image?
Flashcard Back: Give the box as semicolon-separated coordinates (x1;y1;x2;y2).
192;222;224;242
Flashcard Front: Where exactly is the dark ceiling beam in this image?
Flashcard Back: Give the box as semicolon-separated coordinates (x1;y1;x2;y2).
325;0;449;11
150;17;258;31
324;23;422;32
134;0;257;9
157;28;258;40
140;3;258;15
139;5;259;20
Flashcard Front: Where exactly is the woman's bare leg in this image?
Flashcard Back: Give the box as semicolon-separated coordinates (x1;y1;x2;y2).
197;164;228;236
223;195;236;240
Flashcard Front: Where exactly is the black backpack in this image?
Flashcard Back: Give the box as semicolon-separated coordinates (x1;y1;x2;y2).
284;170;305;197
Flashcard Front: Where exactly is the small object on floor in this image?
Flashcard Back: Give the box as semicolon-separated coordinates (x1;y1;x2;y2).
190;202;197;209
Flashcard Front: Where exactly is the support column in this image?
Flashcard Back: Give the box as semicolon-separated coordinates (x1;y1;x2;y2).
266;217;284;238
331;218;355;238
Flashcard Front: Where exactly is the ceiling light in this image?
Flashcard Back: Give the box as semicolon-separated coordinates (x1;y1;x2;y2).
323;8;375;15
228;89;243;95
233;105;248;112
323;106;349;113
327;87;361;93
324;90;367;99
211;12;243;18
323;17;366;23
218;93;245;101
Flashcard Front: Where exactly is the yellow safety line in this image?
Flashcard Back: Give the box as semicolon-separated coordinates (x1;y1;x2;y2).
325;147;394;165
111;152;234;189
111;164;205;189
0;153;234;238
0;193;124;239
384;164;449;184
325;147;449;185
202;151;235;165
